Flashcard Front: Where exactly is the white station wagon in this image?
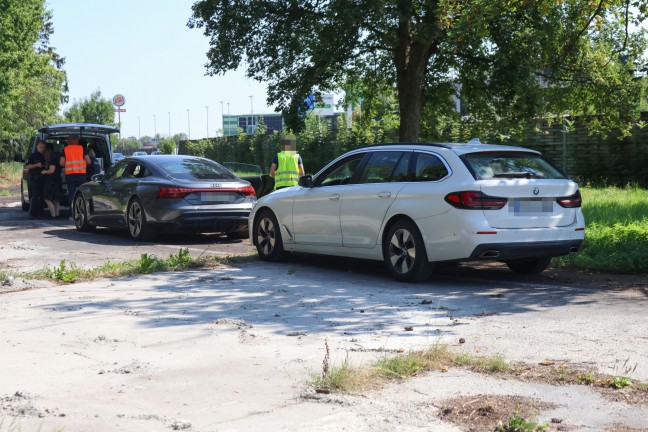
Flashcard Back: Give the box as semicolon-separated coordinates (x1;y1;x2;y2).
250;141;585;282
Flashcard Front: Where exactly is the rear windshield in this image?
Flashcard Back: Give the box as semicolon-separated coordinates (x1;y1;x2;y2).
158;158;238;181
464;151;567;180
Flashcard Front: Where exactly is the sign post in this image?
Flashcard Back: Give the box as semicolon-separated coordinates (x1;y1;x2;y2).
113;94;126;137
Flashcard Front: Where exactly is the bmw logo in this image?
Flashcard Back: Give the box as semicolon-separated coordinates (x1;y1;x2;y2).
533;187;540;196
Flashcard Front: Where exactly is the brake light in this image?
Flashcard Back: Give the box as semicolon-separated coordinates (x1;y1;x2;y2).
444;191;508;210
556;190;582;208
157;187;193;199
157;185;257;199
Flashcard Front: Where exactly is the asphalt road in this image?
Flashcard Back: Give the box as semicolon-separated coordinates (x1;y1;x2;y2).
0;197;254;273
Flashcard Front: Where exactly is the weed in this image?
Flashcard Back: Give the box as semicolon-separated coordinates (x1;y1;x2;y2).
166;248;193;269
497;415;548;432
577;371;597;385
136;253;165;273
607;376;632;389
49;260;81;283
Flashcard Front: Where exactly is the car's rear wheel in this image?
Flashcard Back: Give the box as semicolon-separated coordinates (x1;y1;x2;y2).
384;219;433;282
254;210;285;261
505;257;552;274
127;197;157;242
73;193;95;232
21;182;29;211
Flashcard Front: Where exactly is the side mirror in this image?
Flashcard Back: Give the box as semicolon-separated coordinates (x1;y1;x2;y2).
91;174;105;182
13;154;24;163
298;175;313;188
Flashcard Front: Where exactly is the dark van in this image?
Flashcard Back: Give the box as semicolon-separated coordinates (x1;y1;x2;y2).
20;123;119;211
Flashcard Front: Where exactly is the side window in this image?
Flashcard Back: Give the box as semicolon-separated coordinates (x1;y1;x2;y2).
412;153;448;182
316;154;364;187
123;162;149;179
105;161;128;180
357;151;410;184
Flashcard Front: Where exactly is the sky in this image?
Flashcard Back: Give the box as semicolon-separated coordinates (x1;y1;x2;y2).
48;0;276;140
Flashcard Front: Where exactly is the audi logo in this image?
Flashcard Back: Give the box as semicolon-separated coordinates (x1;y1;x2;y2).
210;183;222;188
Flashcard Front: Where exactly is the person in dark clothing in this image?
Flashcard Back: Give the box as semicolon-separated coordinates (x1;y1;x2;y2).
25;141;47;217
41;143;62;218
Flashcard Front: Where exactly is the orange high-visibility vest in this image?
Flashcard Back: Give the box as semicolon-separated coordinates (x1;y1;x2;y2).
64;144;86;175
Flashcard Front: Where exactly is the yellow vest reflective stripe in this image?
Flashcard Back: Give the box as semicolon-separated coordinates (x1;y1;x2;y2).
274;151;300;189
64;145;86;175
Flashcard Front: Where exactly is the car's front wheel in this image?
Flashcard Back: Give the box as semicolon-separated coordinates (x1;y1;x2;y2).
505;257;552;274
253;210;285;261
73;193;95;232
127;197;157;242
384;219;433;282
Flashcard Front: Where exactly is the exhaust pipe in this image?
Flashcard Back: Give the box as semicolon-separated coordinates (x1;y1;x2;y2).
569;246;580;253
479;250;500;259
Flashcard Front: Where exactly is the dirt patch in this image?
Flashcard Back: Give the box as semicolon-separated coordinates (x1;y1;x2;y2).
439;394;564;431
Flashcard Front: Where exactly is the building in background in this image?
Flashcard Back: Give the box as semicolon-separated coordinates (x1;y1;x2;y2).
222;113;284;136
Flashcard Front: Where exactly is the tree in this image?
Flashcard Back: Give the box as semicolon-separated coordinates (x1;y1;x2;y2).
0;0;67;156
189;0;647;142
64;90;115;125
159;137;176;154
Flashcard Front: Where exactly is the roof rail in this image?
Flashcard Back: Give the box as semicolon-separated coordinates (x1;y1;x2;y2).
359;142;453;150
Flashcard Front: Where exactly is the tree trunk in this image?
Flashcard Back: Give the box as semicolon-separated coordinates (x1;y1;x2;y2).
393;12;432;143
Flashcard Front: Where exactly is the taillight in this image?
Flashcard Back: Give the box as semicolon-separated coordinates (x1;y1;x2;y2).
556;190;582;208
157;186;257;199
444;191;508;210
157;187;193;199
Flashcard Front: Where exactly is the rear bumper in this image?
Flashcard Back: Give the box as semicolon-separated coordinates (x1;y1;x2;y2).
469;240;583;260
151;212;249;232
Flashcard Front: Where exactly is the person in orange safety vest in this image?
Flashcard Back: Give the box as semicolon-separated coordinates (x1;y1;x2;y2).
59;136;90;218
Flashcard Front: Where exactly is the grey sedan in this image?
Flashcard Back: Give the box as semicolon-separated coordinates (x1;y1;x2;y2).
73;155;256;241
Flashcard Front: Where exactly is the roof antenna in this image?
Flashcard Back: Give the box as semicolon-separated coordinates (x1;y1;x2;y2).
467;138;481;145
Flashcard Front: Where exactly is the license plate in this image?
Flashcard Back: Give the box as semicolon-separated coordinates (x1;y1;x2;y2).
201;192;235;203
509;199;553;215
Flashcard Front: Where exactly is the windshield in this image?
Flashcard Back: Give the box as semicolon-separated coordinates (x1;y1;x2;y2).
464;151;567;180
158;158;238;181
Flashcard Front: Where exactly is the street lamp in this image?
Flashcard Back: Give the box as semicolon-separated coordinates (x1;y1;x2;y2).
220;101;224;136
153;114;157;144
187;109;191;140
205;105;209;139
168;112;171;137
249;95;253;115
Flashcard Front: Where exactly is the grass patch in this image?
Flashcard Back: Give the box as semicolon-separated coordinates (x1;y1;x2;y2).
309;343;647;401
496;415;548;431
555;185;648;274
29;248;215;283
0;162;22;190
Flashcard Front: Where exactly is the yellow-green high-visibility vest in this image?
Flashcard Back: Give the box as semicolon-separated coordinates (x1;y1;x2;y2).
274;151;300;189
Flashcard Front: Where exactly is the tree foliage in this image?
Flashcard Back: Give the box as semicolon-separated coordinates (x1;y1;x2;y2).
0;0;67;158
64;90;116;126
189;0;647;142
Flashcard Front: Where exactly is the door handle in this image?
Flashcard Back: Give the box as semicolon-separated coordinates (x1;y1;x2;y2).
378;191;392;198
329;194;341;200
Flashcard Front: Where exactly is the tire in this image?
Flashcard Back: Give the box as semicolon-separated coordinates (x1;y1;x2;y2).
253;210;285;262
384;219;433;282
127;197;157;242
505;257;552;274
21;183;29;211
73;193;95;232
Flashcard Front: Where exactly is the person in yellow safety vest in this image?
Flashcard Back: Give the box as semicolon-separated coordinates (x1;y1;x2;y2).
59;136;90;218
269;134;305;190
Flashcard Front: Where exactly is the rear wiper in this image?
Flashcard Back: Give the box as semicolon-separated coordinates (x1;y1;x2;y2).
493;172;532;179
